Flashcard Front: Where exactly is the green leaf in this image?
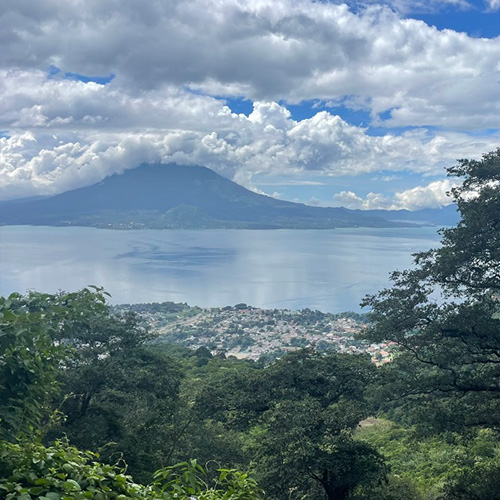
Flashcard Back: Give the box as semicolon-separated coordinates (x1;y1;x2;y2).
44;493;60;500
62;479;81;491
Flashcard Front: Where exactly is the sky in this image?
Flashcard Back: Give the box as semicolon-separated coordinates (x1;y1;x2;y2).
1;0;500;210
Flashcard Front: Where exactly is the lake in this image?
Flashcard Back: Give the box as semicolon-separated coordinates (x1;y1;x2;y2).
0;225;441;313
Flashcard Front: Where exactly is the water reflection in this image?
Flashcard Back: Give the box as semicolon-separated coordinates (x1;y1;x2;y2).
0;226;440;312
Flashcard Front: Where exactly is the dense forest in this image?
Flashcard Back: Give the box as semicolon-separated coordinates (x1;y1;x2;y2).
1;149;500;499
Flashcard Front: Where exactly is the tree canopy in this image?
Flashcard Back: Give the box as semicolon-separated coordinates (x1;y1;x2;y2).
362;148;500;430
196;349;386;500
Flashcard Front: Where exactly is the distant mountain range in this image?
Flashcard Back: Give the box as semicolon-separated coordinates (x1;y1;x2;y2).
357;205;459;226
0;164;458;229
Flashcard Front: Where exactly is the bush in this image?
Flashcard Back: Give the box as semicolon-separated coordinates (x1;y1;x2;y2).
0;440;264;500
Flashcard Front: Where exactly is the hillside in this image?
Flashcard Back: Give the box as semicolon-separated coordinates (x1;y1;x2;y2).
0;163;410;229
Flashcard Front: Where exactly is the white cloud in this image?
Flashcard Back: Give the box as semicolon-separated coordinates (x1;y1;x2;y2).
393;178;458;209
1;0;500;129
0;109;495;201
332;190;365;209
1;71;499;201
332;190;397;209
486;0;500;10
1;0;500;208
352;0;471;15
332;178;457;210
0;69;232;132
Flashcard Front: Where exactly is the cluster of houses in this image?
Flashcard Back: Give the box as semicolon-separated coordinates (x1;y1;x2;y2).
122;302;396;364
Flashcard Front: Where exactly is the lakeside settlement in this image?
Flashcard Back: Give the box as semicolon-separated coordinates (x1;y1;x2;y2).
114;301;395;364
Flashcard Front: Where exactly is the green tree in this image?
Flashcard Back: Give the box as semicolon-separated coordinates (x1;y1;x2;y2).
197;349;386;500
0;288;187;482
352;475;423;500
441;458;500;500
36;290;186;482
0;290;263;499
54;348;185;482
0;439;154;500
362;149;500;430
0;292;69;440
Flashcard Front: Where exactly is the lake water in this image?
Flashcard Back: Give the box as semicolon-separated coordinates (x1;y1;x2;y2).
0;226;441;313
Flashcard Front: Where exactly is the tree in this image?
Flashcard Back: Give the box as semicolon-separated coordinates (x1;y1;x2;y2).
0;290;264;499
0;287;156;443
0;287;187;482
0;292;69;440
352;475;424;500
54;348;185;483
196;349;387;500
362;148;500;430
0;439;154;500
38;290;186;483
441;458;500;500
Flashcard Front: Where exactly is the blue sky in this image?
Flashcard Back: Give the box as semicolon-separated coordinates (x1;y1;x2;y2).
411;3;500;38
0;0;499;209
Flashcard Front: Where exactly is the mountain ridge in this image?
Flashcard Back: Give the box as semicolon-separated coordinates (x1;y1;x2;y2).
0;163;435;229
356;205;459;226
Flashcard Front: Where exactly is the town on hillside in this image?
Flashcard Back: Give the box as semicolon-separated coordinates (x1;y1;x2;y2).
113;301;395;364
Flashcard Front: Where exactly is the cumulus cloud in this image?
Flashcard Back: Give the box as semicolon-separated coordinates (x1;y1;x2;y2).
393;178;458;209
0;69;232;132
1;85;498;201
332;178;458;210
1;120;496;202
332;190;399;209
1;0;500;129
332;191;366;209
1;0;500;208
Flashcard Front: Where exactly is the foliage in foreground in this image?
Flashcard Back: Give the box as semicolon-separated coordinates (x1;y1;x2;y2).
0;439;263;500
0;292;67;440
